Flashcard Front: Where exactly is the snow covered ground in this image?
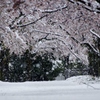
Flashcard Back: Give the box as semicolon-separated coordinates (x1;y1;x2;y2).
0;75;100;100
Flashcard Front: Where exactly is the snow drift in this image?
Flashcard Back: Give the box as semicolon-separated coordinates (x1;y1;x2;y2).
0;75;100;100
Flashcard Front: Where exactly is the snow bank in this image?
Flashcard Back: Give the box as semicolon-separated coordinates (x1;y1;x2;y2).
0;75;100;100
66;75;100;84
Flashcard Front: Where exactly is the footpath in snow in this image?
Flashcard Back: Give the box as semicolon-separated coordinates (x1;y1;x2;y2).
0;75;100;100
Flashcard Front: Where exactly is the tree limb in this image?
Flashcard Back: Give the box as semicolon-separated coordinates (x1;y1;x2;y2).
38;5;67;13
30;29;66;37
68;0;100;13
55;38;85;62
81;42;100;55
16;14;48;28
90;29;100;39
77;1;100;13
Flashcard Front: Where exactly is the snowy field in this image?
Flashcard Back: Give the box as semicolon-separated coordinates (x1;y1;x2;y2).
0;75;100;100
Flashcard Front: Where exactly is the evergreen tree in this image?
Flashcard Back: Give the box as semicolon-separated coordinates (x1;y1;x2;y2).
0;41;10;81
32;53;62;81
0;42;64;82
88;38;100;77
61;55;87;79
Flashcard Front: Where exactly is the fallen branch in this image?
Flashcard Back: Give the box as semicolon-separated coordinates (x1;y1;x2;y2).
83;82;100;90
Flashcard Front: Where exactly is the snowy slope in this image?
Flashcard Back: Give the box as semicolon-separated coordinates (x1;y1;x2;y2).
0;75;100;100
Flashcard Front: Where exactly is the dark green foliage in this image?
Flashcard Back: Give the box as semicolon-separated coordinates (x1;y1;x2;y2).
88;38;100;77
96;0;100;4
0;41;10;81
61;55;87;79
0;43;62;82
70;59;88;76
9;53;25;82
31;53;61;81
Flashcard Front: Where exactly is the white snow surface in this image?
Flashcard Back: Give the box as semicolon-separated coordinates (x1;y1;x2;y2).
0;75;100;100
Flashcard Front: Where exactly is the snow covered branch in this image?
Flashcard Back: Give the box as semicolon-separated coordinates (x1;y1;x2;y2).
90;29;100;39
14;15;48;28
56;38;86;63
81;42;100;55
15;31;26;44
31;29;66;37
38;5;67;13
68;0;100;13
